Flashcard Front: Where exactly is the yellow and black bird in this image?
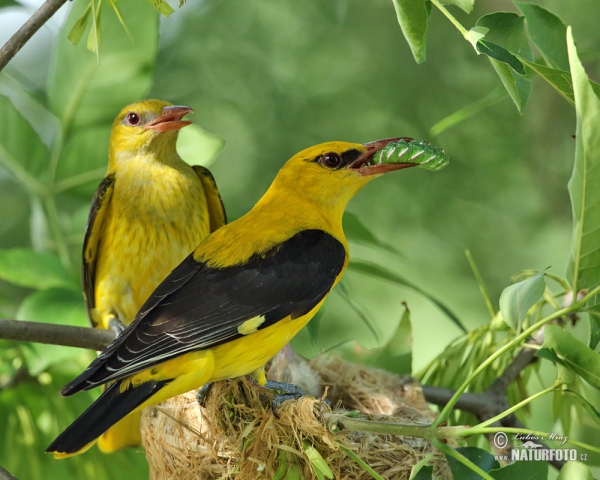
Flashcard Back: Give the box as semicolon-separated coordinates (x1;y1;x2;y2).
47;138;415;457
80;99;226;453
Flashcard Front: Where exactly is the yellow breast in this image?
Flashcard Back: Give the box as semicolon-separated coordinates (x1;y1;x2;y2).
93;159;211;328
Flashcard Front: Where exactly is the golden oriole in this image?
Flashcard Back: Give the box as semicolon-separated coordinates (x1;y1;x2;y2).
81;99;225;453
47;138;415;458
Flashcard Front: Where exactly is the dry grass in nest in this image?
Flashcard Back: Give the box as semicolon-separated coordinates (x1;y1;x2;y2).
141;353;451;479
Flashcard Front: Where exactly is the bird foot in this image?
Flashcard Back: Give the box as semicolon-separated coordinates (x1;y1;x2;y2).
263;380;306;418
196;382;214;407
108;318;127;337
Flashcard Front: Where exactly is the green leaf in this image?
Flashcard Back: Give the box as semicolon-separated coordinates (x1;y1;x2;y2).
0;0;20;8
498;272;545;332
0;248;75;290
557;461;594;480
476;13;533;62
409;453;433;480
445;447;500;479
411;465;433;480
0;95;49;185
391;0;429;64
441;0;474;14
518;58;574;105
273;449;302;480
147;0;174;17
177;124;224;168
589;314;600;350
302;440;333;480
16;288;88;375
466;26;488;50
108;0;133;42
48;0;159;131
371;304;412;375
478;41;526;75
86;0;103;56
475;13;533;112
338;444;385;480
336;281;380;342
67;3;92;46
516;2;568;71
540;324;600;390
566;27;600;308
561;389;600;428
332;304;412;374
348;260;465;332
429;87;506;137
489;461;547;479
343;212;403;257
485;56;531;113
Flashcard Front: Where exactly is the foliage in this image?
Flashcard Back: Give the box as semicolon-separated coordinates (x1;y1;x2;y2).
1;0;600;478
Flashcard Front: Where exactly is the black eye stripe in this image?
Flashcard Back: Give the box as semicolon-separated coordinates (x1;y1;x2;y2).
315;149;362;169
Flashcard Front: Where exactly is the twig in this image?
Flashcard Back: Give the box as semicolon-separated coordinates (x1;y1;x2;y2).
422;385;509;418
324;412;437;439
0;464;18;480
0;0;69;73
0;319;114;350
487;327;545;395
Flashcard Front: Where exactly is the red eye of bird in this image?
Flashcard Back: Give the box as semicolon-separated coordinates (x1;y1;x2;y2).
320;152;342;169
126;112;141;125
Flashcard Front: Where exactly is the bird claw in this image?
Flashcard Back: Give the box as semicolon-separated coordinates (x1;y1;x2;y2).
263;380;306;418
108;318;127;337
196;382;214;407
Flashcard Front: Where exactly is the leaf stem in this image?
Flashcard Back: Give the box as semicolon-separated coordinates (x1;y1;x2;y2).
52;167;106;193
42;194;71;268
429;0;468;37
465;249;496;319
430;88;506;137
0;143;47;196
325;413;436;439
475;383;558;430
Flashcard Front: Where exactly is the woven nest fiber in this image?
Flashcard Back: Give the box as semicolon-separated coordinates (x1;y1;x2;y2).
140;352;452;479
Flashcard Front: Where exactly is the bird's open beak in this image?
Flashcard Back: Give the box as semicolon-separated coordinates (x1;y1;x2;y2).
349;137;419;176
145;106;193;133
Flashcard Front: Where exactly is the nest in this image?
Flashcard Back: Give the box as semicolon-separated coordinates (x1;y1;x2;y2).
140;352;452;479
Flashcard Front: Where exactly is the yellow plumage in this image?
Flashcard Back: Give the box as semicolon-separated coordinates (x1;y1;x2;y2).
48;137;416;458
81;99;225;453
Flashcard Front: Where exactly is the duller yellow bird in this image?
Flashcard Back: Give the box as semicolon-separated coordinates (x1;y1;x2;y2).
80;99;225;454
47;138;416;458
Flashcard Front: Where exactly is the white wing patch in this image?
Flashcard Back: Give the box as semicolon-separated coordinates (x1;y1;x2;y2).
237;316;265;335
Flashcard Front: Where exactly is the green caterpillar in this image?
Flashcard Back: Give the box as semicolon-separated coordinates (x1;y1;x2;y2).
372;138;449;171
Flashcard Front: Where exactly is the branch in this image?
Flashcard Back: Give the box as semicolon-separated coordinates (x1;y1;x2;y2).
0;319;114;350
0;0;69;73
421;324;568;470
487;327;545;395
0;464;18;480
422;385;508;418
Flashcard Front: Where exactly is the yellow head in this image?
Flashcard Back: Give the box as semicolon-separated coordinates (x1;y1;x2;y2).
108;99;193;163
259;139;416;222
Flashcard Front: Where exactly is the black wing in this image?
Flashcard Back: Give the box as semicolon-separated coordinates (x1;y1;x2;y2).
192;165;227;231
81;174;115;327
63;229;346;395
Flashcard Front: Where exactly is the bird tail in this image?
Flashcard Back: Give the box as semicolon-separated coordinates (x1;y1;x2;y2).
46;379;168;458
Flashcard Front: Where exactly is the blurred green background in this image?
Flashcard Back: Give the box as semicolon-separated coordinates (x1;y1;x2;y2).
0;0;599;478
